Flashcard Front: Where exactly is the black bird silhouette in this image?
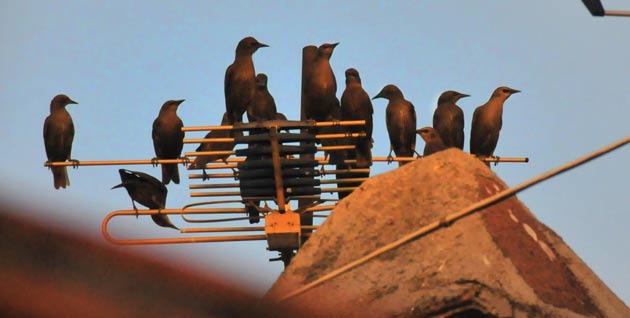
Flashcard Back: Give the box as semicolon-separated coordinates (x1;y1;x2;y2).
302;42;339;122
225;36;268;123
372;85;418;166
152;99;185;185
112;169;178;230
416;127;447;156
43;94;79;189
188;112;241;180
470;86;520;164
247;73;277;123
341;68;373;168
433;90;469;149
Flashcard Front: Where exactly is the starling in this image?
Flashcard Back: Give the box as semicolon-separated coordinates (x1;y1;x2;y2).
470;86;520;163
112;169;178;230
225;36;268;123
416;127;447;156
188;112;241;180
43;94;78;189
433;90;469;149
372;84;417;166
152;99;185;185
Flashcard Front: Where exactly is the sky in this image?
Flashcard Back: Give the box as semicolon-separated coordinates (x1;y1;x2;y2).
1;0;629;304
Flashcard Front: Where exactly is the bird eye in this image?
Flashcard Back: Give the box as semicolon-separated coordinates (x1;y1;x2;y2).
502;89;510;93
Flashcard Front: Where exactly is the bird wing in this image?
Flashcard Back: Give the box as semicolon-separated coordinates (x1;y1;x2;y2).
152;117;163;157
63;118;75;160
134;170;168;193
43;115;54;159
408;102;417;152
470;106;483;154
174;116;185;155
224;64;234;105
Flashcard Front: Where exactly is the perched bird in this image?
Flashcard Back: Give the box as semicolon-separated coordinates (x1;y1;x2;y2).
341;68;373;168
188;112;241;180
372;85;418;166
247;73;277;123
152;99;185;185
470;86;520;164
416;127;447;156
225;36;268;123
301;45;319;120
111;169;178;230
43;94;78;189
319;99;346;165
303;42;339;122
433;90;469;149
275;112;288;121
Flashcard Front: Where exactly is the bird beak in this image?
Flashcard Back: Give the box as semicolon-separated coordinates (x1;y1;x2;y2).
460;94;470;98
111;183;124;190
510;89;521;94
258;42;269;48
331;42;340;48
415;128;423;134
175;99;185;105
372;93;382;100
69;99;78;105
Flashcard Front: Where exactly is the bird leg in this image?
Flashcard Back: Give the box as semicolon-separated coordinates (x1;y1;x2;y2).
69;159;80;169
414;150;422;158
319;165;327;176
386;146;394;165
493;155;501;166
179;156;190;167
201;168;209;181
222;158;239;180
151;157;159;167
131;200;139;218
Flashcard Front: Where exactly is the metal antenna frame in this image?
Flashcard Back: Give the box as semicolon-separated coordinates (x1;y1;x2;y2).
47;118;530;265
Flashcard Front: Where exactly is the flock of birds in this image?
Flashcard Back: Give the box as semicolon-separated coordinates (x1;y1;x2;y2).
43;36;520;230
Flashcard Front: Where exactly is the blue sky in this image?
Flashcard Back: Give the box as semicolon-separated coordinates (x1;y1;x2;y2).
1;0;629;303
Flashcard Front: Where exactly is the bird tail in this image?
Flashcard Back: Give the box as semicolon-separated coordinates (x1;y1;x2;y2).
162;164;180;184
151;214;179;230
354;139;373;168
246;200;260;224
52;166;69;189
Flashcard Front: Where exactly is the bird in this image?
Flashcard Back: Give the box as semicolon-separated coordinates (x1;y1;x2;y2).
188;112;241;180
152;99;185;185
302;42;339;122
470;86;521;164
43;94;79;189
416;127;447;156
247;73;277;123
301;45;319;120
275;112;288;121
372;84;418;166
111;169;178;230
433;90;469;149
341;68;373;168
225;36;268;123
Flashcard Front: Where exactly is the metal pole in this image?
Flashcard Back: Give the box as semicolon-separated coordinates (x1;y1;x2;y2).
605;10;630;17
181;120;366;132
45;158;190;167
269;128;287;213
183;132;367;144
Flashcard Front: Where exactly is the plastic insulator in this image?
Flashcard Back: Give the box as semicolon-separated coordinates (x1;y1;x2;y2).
235;145;317;157
237;158;319;170
239;178;320;189
238;168;317;180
